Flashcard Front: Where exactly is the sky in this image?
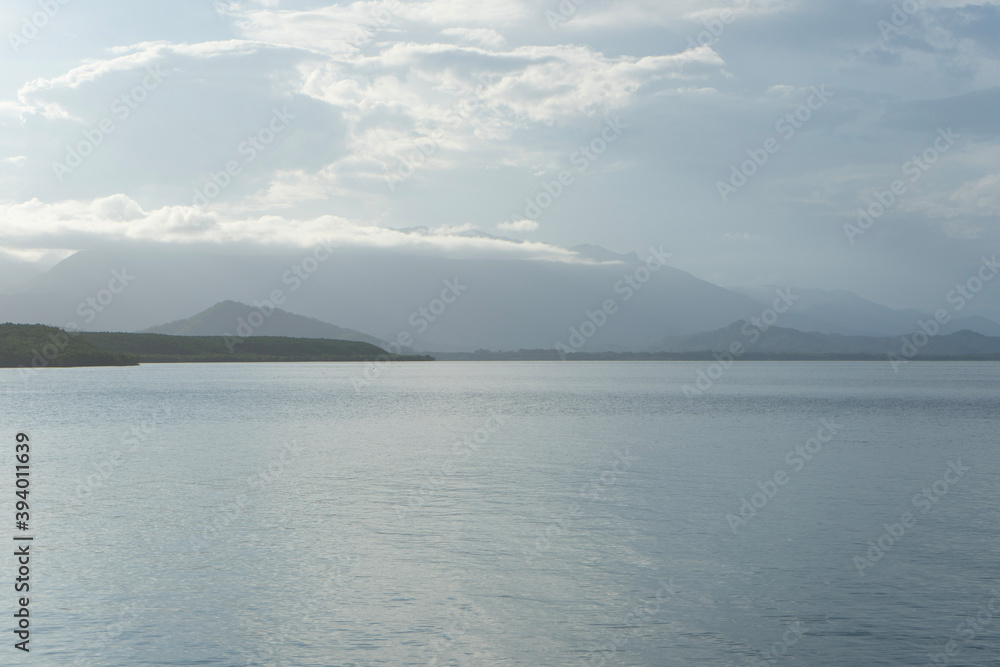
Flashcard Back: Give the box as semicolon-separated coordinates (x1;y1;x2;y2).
1;0;999;309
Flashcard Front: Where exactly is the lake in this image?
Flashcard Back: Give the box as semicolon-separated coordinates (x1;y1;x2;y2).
2;361;999;665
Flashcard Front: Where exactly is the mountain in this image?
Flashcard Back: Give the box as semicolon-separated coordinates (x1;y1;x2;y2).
570;244;641;264
0;242;797;352
7;242;998;353
142;301;386;347
0;252;45;295
658;321;1000;357
730;286;1000;337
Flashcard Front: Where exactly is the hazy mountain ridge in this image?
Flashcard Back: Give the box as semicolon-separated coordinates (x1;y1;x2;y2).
142;300;386;347
3;242;1000;354
730;286;1000;337
0;253;45;295
0;243;779;352
659;321;1000;357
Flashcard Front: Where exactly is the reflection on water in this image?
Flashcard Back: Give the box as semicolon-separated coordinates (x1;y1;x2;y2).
2;361;998;665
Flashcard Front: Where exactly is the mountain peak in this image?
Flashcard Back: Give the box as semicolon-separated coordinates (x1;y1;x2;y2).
569;244;641;264
142;301;386;347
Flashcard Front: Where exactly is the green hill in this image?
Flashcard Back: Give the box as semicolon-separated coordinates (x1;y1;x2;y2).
0;323;138;368
0;324;432;368
79;332;430;363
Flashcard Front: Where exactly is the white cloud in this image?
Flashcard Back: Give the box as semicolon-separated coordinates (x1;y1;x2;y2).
221;0;529;56
561;0;798;31
4;29;717;214
3;0;1000;301
950;172;1000;215
440;27;507;49
497;219;539;232
398;0;532;27
0;246;75;265
0;195;588;261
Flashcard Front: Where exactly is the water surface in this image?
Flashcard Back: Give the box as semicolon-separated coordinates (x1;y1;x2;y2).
2;361;998;665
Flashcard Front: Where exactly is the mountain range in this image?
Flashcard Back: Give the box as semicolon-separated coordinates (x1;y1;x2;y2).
730;286;1000;338
3;241;1000;354
658;321;1000;358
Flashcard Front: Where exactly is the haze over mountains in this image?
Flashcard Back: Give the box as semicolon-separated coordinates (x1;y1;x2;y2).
143;300;386;348
658;322;1000;358
2;242;1000;354
730;286;1000;338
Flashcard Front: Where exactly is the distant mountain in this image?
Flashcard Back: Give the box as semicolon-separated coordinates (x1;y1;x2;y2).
569;244;641;264
659;321;1000;357
730;286;1000;337
0;253;44;295
141;301;386;347
0;242;795;352
8;242;999;353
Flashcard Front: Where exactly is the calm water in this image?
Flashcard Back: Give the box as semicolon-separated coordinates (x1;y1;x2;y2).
1;362;999;666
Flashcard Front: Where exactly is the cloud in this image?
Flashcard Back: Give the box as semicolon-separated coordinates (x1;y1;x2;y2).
3;0;1000;307
220;0;531;56
554;0;797;32
6;40;336;206
947;171;1000;216
3;23;718;215
0;194;589;261
440;27;507;48
497;219;539;232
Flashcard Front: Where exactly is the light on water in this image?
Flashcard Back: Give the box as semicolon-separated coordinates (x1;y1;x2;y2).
3;361;998;665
